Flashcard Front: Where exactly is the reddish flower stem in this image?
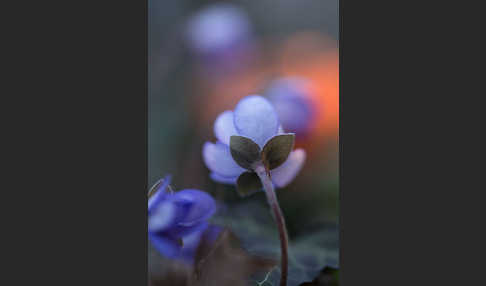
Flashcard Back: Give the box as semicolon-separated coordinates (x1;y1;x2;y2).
255;164;289;286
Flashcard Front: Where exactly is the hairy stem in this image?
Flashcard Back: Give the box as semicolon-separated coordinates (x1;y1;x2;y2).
255;164;289;286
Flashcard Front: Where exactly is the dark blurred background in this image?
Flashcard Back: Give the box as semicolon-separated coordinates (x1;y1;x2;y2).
149;0;339;266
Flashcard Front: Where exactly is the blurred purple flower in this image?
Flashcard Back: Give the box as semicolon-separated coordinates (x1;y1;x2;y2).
265;77;317;138
185;3;254;73
203;95;306;190
148;175;218;263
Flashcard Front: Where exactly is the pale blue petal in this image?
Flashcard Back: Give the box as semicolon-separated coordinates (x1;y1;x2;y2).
166;218;208;239
148;201;176;232
173;189;217;227
178;226;205;263
214;110;238;145
149;232;181;259
270;149;306;188
233;95;279;147
202;141;246;177
179;224;222;264
210;172;237;185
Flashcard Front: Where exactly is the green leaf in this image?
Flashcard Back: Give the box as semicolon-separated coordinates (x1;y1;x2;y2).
262;134;295;170
230;135;261;170
236;172;263;197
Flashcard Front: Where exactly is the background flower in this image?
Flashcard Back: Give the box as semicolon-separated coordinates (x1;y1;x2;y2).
265;77;318;140
185;3;255;76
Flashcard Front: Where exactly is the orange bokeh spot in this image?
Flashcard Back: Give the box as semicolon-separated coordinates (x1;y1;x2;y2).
276;31;339;141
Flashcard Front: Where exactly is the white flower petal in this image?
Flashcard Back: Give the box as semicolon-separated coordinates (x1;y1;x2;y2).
148;202;175;232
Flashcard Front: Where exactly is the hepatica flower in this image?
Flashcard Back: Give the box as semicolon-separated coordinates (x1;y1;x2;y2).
265;77;317;138
148;175;218;263
202;95;306;285
203;95;306;196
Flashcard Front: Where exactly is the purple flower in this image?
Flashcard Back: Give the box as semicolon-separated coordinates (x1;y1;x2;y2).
148;175;218;263
185;3;254;73
202;95;306;191
265;77;317;138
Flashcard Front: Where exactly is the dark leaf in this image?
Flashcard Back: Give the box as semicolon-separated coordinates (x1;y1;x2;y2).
262;134;295;170
212;202;339;286
230;135;261;170
236;172;263;197
300;267;339;286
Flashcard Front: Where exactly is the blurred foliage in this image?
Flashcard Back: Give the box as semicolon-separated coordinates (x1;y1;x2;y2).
149;213;338;286
212;201;338;285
